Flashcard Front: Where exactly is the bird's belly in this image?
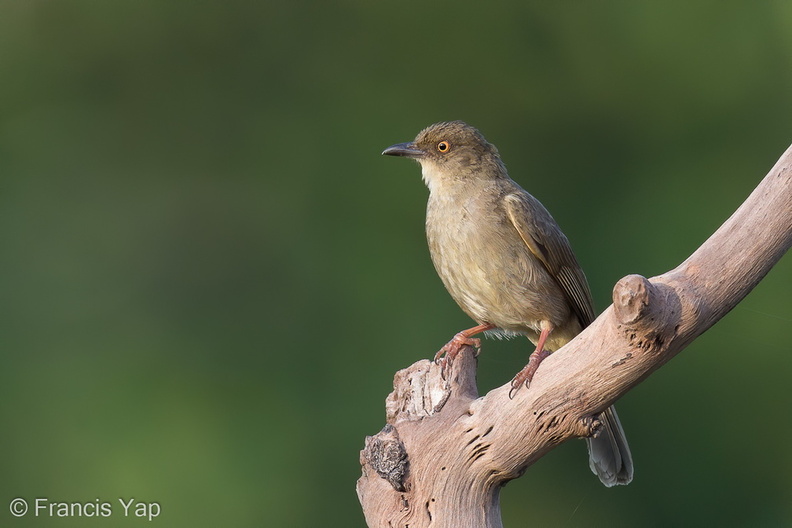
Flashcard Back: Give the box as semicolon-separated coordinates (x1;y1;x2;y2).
427;208;571;337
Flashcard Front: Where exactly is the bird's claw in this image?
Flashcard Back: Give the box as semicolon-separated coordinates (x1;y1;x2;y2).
434;333;481;363
434;332;482;379
508;370;532;399
508;348;552;399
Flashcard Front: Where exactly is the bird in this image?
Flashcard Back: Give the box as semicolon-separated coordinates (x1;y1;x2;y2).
382;120;633;487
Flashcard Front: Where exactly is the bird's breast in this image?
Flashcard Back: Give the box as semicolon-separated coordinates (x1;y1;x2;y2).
425;185;570;335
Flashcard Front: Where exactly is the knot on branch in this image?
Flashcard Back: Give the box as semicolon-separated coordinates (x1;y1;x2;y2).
612;274;682;356
613;274;653;325
576;414;602;439
361;425;409;492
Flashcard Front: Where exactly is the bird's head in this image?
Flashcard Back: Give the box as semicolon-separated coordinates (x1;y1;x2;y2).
382;121;506;189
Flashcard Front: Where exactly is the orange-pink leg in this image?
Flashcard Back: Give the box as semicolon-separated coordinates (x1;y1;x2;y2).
509;323;554;398
434;323;495;368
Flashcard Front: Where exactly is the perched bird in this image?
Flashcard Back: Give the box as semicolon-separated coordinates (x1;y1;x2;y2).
382;121;633;487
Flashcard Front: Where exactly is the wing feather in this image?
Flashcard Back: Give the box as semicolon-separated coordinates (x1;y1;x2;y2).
503;193;596;327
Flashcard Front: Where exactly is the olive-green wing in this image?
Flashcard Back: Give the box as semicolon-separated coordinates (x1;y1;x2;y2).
503;192;596;327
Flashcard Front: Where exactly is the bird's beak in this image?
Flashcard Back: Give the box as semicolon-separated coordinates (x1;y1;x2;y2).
382;142;424;158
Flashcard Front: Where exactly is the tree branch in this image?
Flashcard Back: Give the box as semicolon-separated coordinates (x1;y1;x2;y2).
357;143;792;528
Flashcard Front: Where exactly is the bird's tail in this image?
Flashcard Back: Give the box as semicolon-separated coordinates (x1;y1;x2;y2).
585;405;633;487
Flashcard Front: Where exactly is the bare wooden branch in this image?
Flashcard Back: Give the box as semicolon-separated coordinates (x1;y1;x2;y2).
357;144;792;528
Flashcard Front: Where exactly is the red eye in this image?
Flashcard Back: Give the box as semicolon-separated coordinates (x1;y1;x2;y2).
437;141;450;152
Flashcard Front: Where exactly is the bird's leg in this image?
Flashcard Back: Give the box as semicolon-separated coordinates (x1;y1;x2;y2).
509;322;554;398
435;323;495;376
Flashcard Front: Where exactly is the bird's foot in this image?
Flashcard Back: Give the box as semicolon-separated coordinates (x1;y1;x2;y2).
432;323;495;379
434;332;482;379
509;348;552;399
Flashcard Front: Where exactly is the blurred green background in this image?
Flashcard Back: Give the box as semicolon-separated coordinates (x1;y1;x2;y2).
2;1;791;527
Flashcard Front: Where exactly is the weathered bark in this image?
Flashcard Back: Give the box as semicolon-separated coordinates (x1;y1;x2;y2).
357;144;792;528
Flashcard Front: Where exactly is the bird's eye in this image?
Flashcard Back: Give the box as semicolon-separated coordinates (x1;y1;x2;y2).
437;141;450;152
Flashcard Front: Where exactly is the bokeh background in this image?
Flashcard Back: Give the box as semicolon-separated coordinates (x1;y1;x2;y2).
2;2;791;527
